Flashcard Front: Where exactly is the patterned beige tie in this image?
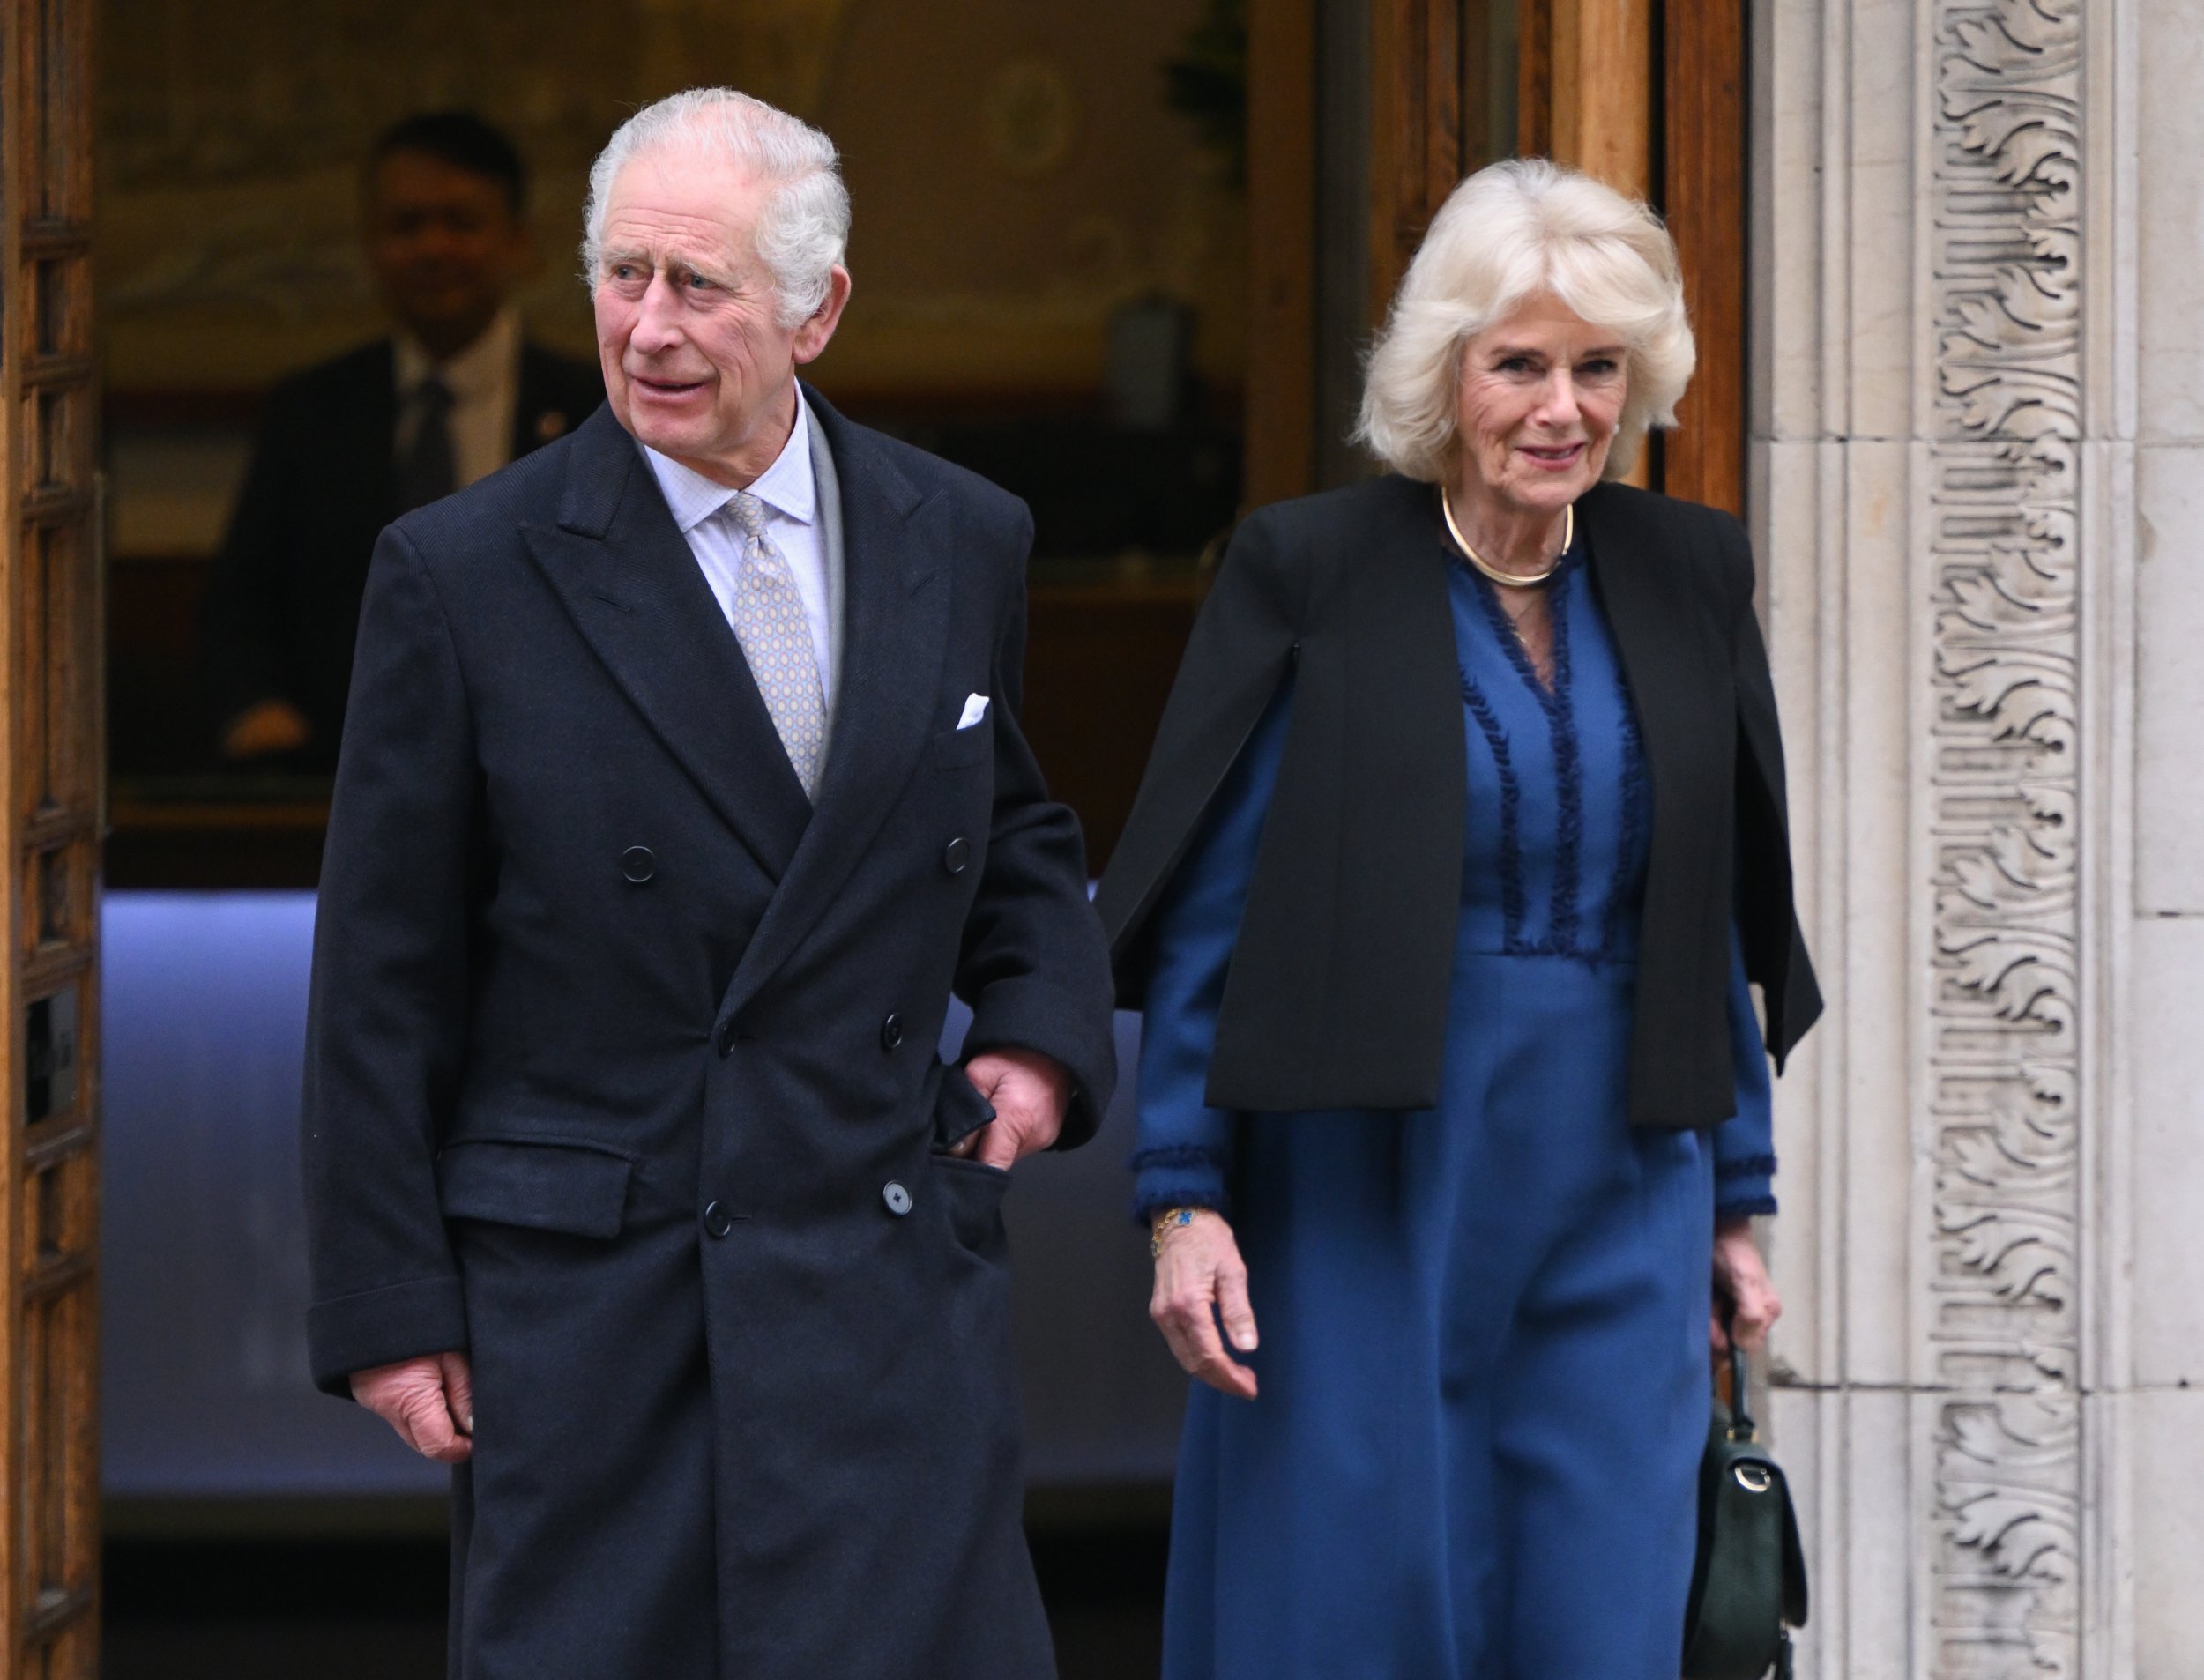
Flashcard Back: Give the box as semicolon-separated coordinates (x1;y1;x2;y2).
722;492;826;798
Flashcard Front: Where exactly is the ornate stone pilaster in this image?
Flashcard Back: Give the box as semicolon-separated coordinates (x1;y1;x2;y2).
1926;2;2084;1674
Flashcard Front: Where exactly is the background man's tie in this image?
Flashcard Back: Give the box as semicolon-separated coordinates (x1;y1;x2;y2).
723;491;826;798
396;375;457;511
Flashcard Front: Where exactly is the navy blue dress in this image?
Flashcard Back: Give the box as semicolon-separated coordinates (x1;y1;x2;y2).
1132;533;1777;1680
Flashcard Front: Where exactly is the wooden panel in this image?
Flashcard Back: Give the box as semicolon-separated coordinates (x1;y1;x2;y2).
1;0;101;1674
1518;0;1555;155
1547;0;1655;199
1244;0;1320;507
1371;0;1465;316
1661;0;1749;514
1522;0;1654;197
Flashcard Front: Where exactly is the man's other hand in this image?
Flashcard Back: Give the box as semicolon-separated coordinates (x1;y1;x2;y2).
221;698;313;760
352;1350;474;1462
950;1049;1071;1171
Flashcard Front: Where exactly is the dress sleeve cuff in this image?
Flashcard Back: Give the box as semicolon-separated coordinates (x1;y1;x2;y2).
1130;1144;1233;1226
1715;1152;1778;1222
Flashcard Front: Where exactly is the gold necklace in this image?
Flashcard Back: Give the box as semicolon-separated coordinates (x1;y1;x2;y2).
1440;489;1574;587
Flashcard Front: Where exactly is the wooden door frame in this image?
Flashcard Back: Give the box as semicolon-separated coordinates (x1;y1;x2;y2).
1652;0;1749;515
2;0;105;1674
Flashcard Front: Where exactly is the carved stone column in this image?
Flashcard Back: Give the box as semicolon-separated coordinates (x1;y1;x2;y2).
1924;4;2086;1673
1751;0;2178;1673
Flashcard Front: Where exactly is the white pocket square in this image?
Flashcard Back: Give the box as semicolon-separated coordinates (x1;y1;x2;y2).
957;694;991;729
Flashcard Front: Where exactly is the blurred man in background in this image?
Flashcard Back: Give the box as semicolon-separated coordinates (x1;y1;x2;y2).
201;110;603;769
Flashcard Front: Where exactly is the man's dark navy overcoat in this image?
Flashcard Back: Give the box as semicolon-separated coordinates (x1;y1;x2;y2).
301;390;1117;1680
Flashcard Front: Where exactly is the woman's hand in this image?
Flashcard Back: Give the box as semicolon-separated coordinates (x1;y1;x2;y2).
1149;1210;1261;1401
1711;1216;1782;1355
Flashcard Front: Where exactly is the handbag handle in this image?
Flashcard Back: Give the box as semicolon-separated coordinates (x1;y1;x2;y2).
1723;1299;1757;1441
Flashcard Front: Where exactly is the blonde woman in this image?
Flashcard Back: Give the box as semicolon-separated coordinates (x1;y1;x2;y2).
1097;159;1821;1679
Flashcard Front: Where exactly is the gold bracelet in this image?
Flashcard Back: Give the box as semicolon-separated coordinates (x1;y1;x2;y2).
1149;1206;1198;1259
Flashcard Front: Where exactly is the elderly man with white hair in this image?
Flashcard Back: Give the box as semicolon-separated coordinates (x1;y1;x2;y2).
301;87;1116;1679
1098;159;1822;1678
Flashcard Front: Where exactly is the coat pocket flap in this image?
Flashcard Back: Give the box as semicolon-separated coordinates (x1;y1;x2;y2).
932;1065;1000;1149
436;1140;633;1239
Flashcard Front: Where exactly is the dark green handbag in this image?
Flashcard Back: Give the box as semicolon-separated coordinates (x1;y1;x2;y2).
1681;1339;1808;1680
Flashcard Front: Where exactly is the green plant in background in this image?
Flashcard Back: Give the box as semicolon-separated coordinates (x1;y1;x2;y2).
1165;0;1247;188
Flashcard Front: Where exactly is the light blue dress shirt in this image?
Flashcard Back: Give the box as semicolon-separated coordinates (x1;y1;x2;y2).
638;385;840;723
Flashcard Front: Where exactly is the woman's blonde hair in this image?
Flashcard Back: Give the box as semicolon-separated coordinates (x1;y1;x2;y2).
1355;158;1695;481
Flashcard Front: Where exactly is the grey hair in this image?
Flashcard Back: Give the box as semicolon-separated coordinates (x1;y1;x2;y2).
1355;158;1695;481
581;88;850;330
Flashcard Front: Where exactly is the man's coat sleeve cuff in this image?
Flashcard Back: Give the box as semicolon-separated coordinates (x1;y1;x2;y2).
307;1274;470;1400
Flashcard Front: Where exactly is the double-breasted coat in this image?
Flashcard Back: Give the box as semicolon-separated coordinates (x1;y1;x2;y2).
301;390;1117;1680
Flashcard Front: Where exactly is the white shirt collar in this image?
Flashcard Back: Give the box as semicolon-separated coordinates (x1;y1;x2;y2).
393;308;520;404
639;384;815;536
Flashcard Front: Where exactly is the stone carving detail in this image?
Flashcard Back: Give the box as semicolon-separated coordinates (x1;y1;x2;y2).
1927;0;2083;1675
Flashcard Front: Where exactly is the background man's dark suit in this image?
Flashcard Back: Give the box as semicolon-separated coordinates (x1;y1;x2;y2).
200;340;602;764
302;390;1116;1678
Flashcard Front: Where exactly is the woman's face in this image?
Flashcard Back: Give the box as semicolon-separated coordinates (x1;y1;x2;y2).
1451;292;1629;519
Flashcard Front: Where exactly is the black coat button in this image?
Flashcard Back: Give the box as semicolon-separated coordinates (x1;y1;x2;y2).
881;1014;904;1051
703;1201;733;1238
716;1021;737;1057
882;1182;912;1216
622;846;655;883
942;836;971;875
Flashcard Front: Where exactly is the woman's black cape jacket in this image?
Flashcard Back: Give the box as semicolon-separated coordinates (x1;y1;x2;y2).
1092;473;1821;1130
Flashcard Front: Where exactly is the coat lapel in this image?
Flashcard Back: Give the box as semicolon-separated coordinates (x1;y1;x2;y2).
1587;478;1737;1014
520;405;812;881
1584;483;1705;791
717;390;949;1024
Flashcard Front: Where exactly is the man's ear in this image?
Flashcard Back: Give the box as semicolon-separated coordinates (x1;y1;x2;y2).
792;265;853;366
